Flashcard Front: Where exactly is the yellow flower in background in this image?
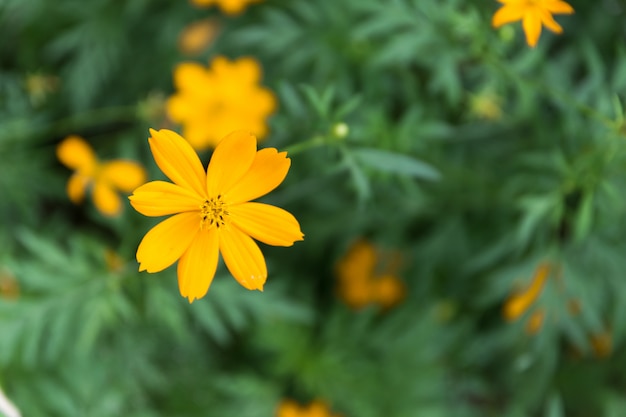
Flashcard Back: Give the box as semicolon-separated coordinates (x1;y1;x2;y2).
276;400;342;417
178;18;220;56
190;0;262;15
469;91;503;121
503;262;550;321
492;0;574;47
167;56;276;150
525;308;545;334
336;240;405;309
590;330;612;358
0;269;19;300
24;73;59;106
129;128;303;303
57;135;147;217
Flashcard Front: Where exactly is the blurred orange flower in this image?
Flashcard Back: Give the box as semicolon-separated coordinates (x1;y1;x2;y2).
190;0;262;15
525;309;545;334
492;0;574;47
503;262;550;322
178;18;220;56
167;56;276;150
57;135;146;217
0;270;19;300
590;331;612;358
336;240;405;309
276;400;342;417
129;129;303;302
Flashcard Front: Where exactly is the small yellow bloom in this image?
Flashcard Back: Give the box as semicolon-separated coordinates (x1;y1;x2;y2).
178;18;220;56
167;56;276;150
276;400;341;417
57;136;146;217
0;269;19;300
129;129;303;303
336;240;405;309
492;0;574;47
503;262;550;321
469;91;503;121
525;308;545;334
590;331;612;358
24;73;59;106
190;0;261;15
104;249;125;273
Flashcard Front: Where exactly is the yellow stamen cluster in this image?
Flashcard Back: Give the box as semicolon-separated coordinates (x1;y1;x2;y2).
200;195;229;229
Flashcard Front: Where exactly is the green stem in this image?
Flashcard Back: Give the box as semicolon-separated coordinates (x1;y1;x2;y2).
282;135;326;156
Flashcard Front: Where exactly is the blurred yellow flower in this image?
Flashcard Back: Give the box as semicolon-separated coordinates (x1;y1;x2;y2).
104;249;125;273
492;0;574;47
276;400;342;417
129;128;303;303
590;330;612;358
503;262;550;321
0;269;19;300
178;18;220;56
469;91;503;121
336;240;405;309
24;73;59;106
167;56;276;150
190;0;261;15
525;308;545;334
57;135;147;217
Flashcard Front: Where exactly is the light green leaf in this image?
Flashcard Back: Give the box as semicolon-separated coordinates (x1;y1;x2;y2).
352;147;440;180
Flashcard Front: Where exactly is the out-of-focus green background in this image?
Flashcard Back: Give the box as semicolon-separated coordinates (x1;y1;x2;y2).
2;0;626;416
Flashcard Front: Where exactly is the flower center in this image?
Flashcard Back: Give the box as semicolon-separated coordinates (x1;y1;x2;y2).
200;195;229;230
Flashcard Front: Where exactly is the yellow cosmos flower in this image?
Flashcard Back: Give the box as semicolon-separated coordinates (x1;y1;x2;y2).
492;0;574;47
503;262;550;321
190;0;262;15
178;18;220;56
129;128;303;303
57;135;147;217
167;56;276;150
336;240;405;309
276;400;342;417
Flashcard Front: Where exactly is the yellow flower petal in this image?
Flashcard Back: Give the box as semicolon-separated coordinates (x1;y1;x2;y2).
100;160;147;192
129;181;204;217
219;225;267;290
57;135;97;173
221;56;261;84
229;202;303;246
503;263;550;320
206;130;257;197
372;274;406;308
544;0;574;14
172;62;211;93
492;4;525;28
92;181;122;216
227;148;291;204
177;229;219;303
522;12;542;47
67;173;89;204
137;212;199;273
539;9;563;34
336;241;377;284
148;128;207;198
184;119;220;150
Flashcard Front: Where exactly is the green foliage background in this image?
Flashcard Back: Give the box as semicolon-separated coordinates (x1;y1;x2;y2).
2;0;626;415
